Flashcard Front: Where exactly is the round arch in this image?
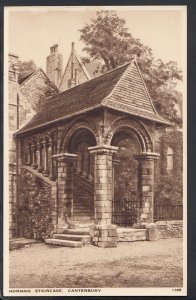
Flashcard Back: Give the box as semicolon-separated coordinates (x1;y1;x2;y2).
60;117;99;152
104;117;153;152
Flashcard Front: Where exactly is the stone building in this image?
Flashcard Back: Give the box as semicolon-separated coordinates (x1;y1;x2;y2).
8;43;183;246
14;60;170;246
8;54;58;237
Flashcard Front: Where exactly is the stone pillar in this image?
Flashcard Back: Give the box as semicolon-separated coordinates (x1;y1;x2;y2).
89;145;119;247
133;152;159;224
52;153;78;232
48;139;54;180
36;142;43;173
31;145;37;169
26;145;31;165
42;140;49;176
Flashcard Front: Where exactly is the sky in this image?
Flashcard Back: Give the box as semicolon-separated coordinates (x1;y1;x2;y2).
6;6;186;73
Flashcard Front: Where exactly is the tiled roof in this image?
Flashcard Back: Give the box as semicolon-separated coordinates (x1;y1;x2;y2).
16;61;168;135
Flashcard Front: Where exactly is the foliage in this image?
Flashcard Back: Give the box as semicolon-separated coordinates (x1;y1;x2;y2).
155;131;183;204
18;60;37;82
18;170;54;240
79;10;183;125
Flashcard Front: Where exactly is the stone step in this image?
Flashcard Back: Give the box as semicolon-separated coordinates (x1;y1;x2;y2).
53;234;91;243
71;216;93;221
72;212;93;216
45;238;83;248
63;228;90;235
9;238;38;250
73;204;92;209
117;228;147;242
73;208;92;211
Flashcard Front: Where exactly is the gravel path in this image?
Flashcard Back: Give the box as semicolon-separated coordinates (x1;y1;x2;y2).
9;238;183;288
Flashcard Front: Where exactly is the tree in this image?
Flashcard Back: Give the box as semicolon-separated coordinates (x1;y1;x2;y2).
18;60;37;83
79;10;182;125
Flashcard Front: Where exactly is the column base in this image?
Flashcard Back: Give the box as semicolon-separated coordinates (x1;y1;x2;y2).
43;170;49;177
31;164;37;169
90;224;118;247
37;167;44;173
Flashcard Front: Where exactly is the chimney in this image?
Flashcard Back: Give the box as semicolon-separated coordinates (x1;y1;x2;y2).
46;44;63;87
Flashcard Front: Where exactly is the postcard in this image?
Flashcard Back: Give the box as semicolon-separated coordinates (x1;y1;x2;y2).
3;5;187;296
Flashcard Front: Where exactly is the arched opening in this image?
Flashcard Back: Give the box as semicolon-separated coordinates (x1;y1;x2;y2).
111;129;140;226
67;128;96;221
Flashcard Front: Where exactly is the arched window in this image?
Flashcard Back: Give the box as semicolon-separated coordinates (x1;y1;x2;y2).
167;147;174;172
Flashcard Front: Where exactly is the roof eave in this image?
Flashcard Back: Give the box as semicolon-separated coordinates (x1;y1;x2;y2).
14;104;104;137
103;103;171;127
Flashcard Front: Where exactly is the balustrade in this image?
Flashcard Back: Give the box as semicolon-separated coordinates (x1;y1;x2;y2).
23;136;57;181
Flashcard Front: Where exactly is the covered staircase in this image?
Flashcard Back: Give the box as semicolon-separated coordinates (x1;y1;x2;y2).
72;173;94;221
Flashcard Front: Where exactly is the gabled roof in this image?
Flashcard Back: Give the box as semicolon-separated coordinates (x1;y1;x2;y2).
16;61;169;135
59;47;91;90
19;68;59;92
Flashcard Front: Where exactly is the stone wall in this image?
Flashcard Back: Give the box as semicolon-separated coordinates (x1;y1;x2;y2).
156;220;183;238
18;167;57;240
19;69;58;127
9;53;19;238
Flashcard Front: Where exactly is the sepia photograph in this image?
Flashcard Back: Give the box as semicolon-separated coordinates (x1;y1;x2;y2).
4;5;187;296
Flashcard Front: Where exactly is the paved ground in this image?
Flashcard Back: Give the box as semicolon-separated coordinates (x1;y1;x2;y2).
9;238;183;288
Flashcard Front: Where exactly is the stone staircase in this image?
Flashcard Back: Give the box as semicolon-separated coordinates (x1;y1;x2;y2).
45;227;91;248
72;173;94;221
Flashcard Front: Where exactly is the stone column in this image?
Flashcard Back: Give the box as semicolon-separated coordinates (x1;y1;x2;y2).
31;145;37;169
133;152;159;224
48;139;54;180
42;140;49;176
29;144;33;166
89;145;119;248
25;145;31;165
52;153;78;232
36;142;43;173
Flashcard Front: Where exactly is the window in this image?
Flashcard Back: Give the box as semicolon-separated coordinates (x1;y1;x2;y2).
167;147;174;172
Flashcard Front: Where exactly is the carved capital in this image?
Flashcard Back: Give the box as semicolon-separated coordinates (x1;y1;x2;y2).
88;145;118;156
133;152;160;161
52;152;78;162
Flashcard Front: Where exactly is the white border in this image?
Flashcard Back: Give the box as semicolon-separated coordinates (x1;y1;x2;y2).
3;5;187;297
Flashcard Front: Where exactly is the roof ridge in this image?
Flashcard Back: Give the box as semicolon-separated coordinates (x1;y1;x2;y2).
103;60;135;106
73;49;91;80
58;52;72;89
19;67;59;91
55;61;132;101
134;61;158;115
19;68;41;86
